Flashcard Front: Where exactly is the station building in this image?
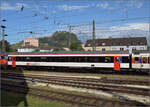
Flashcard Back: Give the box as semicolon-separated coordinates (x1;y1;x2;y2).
18;46;38;52
83;37;147;53
18;36;39;52
22;36;39;48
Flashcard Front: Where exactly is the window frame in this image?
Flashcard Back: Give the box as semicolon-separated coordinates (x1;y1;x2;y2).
134;57;139;63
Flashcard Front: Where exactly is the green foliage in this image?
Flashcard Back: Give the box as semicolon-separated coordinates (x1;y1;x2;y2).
70;42;83;51
53;47;60;51
0;40;11;52
148;46;150;51
10;31;83;52
10;41;23;52
39;31;82;50
35;49;40;52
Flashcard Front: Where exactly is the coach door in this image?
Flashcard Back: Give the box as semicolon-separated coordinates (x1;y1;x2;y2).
12;56;16;67
114;56;120;71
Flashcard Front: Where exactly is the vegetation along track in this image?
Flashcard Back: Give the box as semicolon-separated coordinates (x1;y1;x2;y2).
1;83;147;107
2;72;150;97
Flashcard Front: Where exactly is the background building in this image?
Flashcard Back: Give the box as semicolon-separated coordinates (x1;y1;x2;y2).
18;36;39;52
83;37;147;53
22;36;39;48
18;46;38;52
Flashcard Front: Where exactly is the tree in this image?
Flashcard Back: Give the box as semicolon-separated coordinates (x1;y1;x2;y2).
70;42;83;51
53;47;60;51
148;46;150;51
0;40;11;52
35;49;40;52
39;31;83;50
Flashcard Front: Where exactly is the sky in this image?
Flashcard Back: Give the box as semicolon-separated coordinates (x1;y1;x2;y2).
0;0;150;45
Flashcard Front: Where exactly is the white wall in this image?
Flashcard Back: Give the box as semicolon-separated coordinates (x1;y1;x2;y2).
18;48;36;52
110;45;147;53
40;50;52;52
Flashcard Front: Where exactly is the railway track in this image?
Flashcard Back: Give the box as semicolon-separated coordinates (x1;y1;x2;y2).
1;83;146;107
2;72;150;97
2;72;149;85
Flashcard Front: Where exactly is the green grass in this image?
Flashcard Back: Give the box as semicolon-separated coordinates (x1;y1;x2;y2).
1;91;68;107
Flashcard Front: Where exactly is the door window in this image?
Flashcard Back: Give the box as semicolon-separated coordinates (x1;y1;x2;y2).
102;48;105;51
115;57;119;62
13;57;16;61
142;57;147;63
8;57;12;61
134;57;139;63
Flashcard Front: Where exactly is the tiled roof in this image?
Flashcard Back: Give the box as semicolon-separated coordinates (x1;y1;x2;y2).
22;45;38;49
85;37;147;47
40;45;57;50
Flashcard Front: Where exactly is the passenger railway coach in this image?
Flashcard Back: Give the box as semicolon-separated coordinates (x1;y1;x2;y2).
0;53;8;69
7;51;131;71
5;51;150;72
132;51;150;71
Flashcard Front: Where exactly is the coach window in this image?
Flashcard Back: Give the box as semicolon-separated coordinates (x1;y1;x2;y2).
84;57;88;62
122;56;129;63
76;57;82;62
26;57;30;61
90;57;99;62
94;56;100;62
105;56;113;63
86;57;93;62
47;57;52;62
148;57;150;63
41;57;47;62
16;57;19;61
142;57;147;63
62;57;67;62
1;56;4;59
31;57;35;61
8;56;12;61
102;48;105;51
98;56;105;62
115;57;119;62
4;56;8;59
32;57;40;62
134;57;139;63
22;57;26;61
50;57;55;62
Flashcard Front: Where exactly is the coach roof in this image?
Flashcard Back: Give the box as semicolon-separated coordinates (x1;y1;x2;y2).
7;51;129;55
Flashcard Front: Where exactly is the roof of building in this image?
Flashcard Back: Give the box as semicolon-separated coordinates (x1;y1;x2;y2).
39;45;58;50
21;45;38;49
24;36;38;40
84;37;147;47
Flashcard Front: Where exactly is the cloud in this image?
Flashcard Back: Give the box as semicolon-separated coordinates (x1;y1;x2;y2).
95;2;116;10
72;23;149;44
96;2;109;9
0;2;29;11
136;2;143;8
95;0;143;10
95;23;149;45
57;4;90;11
110;23;149;31
121;0;143;9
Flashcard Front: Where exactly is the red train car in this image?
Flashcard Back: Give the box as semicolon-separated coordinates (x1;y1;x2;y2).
0;54;8;69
